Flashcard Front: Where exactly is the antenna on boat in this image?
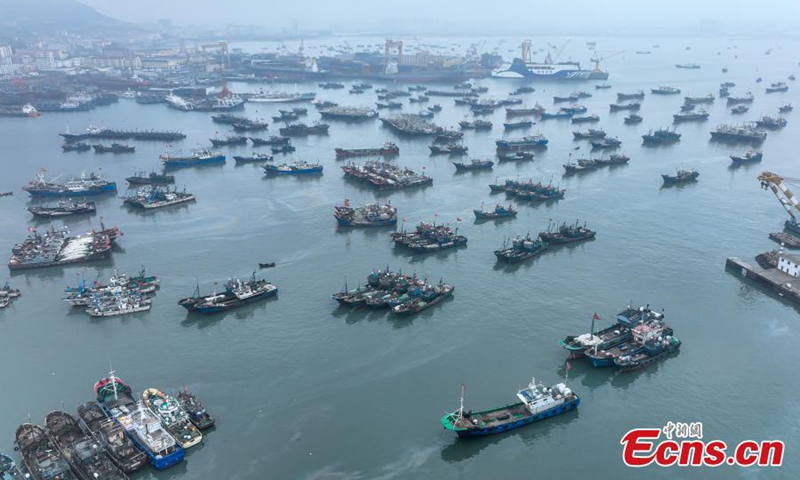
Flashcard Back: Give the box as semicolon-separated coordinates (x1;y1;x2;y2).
109;366;118;401
457;383;465;422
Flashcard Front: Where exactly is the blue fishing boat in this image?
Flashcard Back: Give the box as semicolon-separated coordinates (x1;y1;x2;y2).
23;170;116;198
264;161;323;175
160;150;226;169
441;378;580;437
495;134;548;151
94;372;185;470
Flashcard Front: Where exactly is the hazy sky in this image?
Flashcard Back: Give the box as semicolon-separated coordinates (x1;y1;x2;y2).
78;0;799;33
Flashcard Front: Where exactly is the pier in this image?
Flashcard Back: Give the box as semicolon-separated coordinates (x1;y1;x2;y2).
725;256;800;305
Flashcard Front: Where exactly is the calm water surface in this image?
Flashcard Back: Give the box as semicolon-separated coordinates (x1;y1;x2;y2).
0;35;799;480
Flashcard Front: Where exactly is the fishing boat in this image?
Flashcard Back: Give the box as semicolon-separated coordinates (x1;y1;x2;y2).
730;150;763;164
122;186;196;210
76;402;147;473
495;134;548;151
731;105;749;114
651;86;681;95
539;220;596;244
497;151;534;162
125;170;175;185
584;306;670;367
662;168;699;185
571;114;600;124
160;150;226;169
178;275;278;314
248;90;315;103
539;111;572;120
391;223;467;253
334;201;397;227
441;378;579;437
142;389;203;449
561;311;631;359
572;129;606;140
23;170;116;198
642;128;681;145
503;120;533;130
94;373;185;470
391;281;454;316
473;204;517;220
45;410;128;480
209;135;248;147
176;389;215;430
779;104;793;113
85;294;152;317
14;423;76;480
263;161;323;175
92;143;135;154
429;144;468;155
0;453;26;480
617;91;645;101
609;102;640;112
614;331;681;372
62;143;91;152
459;120;493;130
334;142;400;159
454;159;494;171
249;136;290;146
684;94;714;105
258;262;276;269
624;114;643;124
233;152;274;164
673;109;709;123
766;82;789;93
494;234;548;263
28;200;96;219
591;137;622;149
278;122;330;136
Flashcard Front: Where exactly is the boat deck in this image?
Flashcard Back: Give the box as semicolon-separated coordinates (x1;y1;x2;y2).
769;232;800;249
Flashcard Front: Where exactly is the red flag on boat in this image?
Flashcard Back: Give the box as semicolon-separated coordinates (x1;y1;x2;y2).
566;361;572;370
593;312;600;320
344;198;350;207
456;217;462;221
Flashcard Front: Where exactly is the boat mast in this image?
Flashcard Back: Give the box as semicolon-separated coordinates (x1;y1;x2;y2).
109;367;119;401
456;383;465;422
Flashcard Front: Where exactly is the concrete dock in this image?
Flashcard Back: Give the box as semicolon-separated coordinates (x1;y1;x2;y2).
726;256;800;305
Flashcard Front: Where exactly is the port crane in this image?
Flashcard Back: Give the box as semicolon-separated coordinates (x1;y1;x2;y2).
385;39;404;64
201;42;230;68
759;171;800;234
590;50;625;72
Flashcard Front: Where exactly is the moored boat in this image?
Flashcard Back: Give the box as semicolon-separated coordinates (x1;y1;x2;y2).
441;378;579;437
662;168;699;185
263;161;323;175
142;389;203;449
539;220;596;244
45;410;128;480
28;200;96;219
178;275;278;314
94;373;185;470
494;234;547;263
473;203;517;220
334;200;397;227
76;401;147;473
14;423;76;480
176;389;215;430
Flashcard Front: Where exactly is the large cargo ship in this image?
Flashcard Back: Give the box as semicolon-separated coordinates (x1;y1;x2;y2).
492;41;608;80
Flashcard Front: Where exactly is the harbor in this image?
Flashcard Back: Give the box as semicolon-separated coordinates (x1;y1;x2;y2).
1;30;799;480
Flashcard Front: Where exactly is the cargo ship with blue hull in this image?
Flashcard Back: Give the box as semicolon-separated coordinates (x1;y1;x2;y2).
94;373;185;470
441;378;579;437
492;41;608;81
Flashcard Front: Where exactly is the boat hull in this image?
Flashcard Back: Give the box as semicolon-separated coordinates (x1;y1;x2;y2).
24;184;117;198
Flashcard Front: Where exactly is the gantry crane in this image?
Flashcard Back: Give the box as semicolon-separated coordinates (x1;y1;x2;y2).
202;42;230;68
758;171;800;234
385;39;403;64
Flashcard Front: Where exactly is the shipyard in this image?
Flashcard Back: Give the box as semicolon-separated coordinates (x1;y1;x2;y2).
0;0;799;478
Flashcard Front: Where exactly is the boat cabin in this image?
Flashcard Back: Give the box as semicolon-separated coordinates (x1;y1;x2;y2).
777;252;800;277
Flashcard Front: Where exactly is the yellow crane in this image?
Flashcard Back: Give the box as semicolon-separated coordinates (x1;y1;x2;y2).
758;171;800;235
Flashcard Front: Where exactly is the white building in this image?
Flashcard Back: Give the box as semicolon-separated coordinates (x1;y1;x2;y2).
778;253;800;278
0;45;12;58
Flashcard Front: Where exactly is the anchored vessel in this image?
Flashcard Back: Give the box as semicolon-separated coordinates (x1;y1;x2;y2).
94;373;185;470
142;389;203;449
341;161;432;190
730;150;762;164
76;401;147;473
642;128;681;145
581;306;671;367
335;142;399;159
179;275;278;314
441;378;579;437
392;222;467;253
662;168;699;185
391;281;454;316
233;152;273;164
492;41;607;80
334;201;397;227
23;171;116;198
125;170;175;185
14;423;76;480
123;186;196;210
454;159;494;171
495;134;549;152
176;389;215;430
28;200;96;219
45;410;128;480
474;204;517;220
160;150;226;169
278;122;330;136
494;234;548;263
0;453;26;480
59;126;186;143
539;220;596;244
264;161;323;175
93;143;135;154
8;226;120;270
